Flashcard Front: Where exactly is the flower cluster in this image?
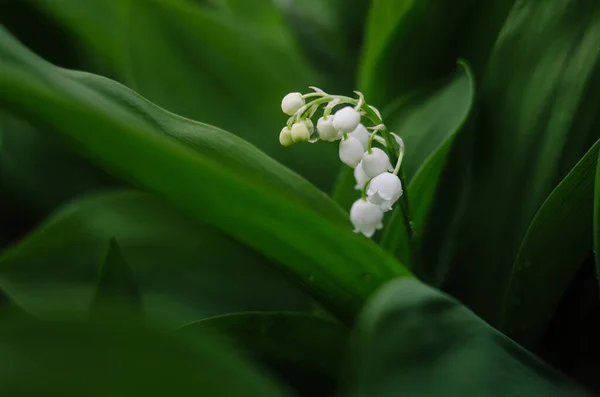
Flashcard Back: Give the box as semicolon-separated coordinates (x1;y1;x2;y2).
279;88;405;238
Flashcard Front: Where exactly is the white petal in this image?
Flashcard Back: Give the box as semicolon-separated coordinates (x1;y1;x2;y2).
354;162;370;190
332;107;361;133
348;124;370;150
317;116;340;141
291;122;310;143
361;148;392;177
281;92;305;115
339;137;365;168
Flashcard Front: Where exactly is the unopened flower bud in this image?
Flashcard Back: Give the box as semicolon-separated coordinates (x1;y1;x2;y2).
350;198;384;237
303;118;315;134
291;122;310;143
317;116;340;141
333;106;361;133
367;172;403;211
354;161;370;190
279;126;294;147
361;148;392;177
339;137;365;168
281;92;305;115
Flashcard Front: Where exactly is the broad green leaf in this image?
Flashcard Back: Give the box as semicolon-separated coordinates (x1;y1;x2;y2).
0;315;289;396
380;62;474;268
347;278;587;397
594;145;600;291
442;1;600;324
0;114;118;216
0;190;313;324
0;28;412;322
90;238;142;315
182;311;348;377
28;0;338;189
504;140;600;345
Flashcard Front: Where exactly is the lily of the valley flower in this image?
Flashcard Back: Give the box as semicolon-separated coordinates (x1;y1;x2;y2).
333;106;361;133
361;147;392;178
281;92;305;115
354;161;370;190
348;124;370;150
291;122;310;143
279;126;294;147
317;116;340;141
350;198;384;237
339;136;365;168
367;172;403;211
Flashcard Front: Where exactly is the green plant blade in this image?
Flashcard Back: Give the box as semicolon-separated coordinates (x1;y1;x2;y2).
27;0;338;188
346;278;587;397
0;190;314;324
182;311;348;377
90;238;143;316
0;314;289;396
442;1;600;324
0;28;412;322
379;61;474;268
504;140;600;345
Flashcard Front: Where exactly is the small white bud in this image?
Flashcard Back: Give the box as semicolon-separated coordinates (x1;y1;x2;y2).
317;116;341;141
350;198;384;238
339;137;365;168
354;161;370;190
367;172;403;211
279;126;294;147
291;122;310;143
348;124;370;150
281;92;305;115
361;148;392;177
333;106;361;133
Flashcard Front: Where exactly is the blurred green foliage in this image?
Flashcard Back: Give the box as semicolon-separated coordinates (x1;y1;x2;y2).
1;0;600;395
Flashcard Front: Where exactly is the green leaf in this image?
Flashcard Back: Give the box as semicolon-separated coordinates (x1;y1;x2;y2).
0;114;118;216
28;0;339;189
504;140;600;345
380;61;475;268
0;28;412;322
347;278;587;397
182;311;348;377
0;314;289;396
442;1;600;324
0;190;314;324
90;238;142;315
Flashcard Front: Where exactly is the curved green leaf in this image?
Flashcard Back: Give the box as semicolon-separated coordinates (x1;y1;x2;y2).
182;311;348;377
0;315;289;396
0;28;412;322
347;278;587;397
444;1;600;324
504;140;600;345
380;62;474;268
28;0;338;188
0;190;313;324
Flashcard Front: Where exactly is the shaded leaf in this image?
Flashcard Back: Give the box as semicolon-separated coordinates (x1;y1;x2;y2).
0;314;289;396
182;311;348;377
90;238;142;315
0;190;314;324
347;278;587;397
504;140;600;345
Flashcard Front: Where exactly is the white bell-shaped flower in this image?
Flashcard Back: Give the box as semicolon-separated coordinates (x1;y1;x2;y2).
333;106;361;133
350;198;384;237
291;122;310;143
279;126;294;147
348;124;370;150
361;148;392;178
281;92;305;115
354;161;370;190
317;116;340;141
367;172;403;211
339;137;365;168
